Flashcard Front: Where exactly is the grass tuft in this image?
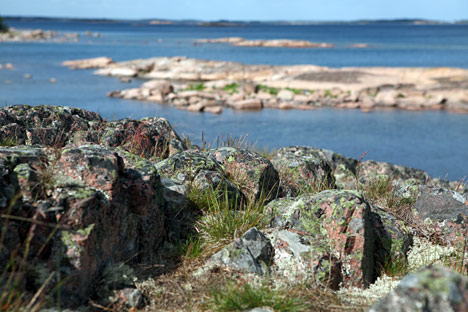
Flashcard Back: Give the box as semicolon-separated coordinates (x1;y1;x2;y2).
208;282;306;312
188;185;268;250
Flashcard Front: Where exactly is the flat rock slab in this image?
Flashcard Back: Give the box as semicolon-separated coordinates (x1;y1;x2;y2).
370;266;468;312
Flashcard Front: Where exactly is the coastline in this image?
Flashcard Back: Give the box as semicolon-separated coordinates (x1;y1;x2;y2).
64;56;468;114
0;104;467;311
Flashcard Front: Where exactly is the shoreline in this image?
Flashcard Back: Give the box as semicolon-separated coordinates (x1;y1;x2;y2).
63;56;468;114
0;104;467;311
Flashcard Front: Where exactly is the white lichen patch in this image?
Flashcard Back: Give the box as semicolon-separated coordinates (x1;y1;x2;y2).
338;274;400;306
407;237;458;271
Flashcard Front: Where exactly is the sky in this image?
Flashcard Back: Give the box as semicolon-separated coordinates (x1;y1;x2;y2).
2;0;467;21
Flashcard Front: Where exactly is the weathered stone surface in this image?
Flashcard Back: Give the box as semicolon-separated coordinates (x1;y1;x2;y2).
271;146;335;197
266;190;381;288
155;149;234;192
202;227;274;275
207;147;280;201
0;105;102;147
370;266;468;312
63;57;113;69
370;207;413;266
0;145;165;307
413;186;468;223
97;117;186;160
358;160;429;185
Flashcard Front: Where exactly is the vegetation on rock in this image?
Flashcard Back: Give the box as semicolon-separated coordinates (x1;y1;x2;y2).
1;104;467;311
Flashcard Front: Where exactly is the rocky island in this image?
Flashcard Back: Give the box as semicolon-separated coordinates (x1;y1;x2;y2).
0;27;80;43
1;104;468;311
64;56;468;114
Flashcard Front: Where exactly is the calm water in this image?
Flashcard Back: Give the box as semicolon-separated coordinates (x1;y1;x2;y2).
1;19;468;180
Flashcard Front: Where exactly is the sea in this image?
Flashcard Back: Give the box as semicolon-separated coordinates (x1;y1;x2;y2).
1;19;468;180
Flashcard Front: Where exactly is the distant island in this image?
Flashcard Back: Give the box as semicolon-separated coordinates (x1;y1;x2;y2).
3;16;468;26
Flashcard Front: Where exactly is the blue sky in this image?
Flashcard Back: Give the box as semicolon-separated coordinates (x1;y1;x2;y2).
2;0;467;21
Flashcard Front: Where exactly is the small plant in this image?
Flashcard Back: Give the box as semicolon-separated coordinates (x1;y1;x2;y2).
188;185;268;249
397;93;405;98
277;164;333;197
222;83;239;95
257;84;279;96
208;282;305;312
0;137;19;147
187;82;206;91
324;89;332;98
286;87;302;95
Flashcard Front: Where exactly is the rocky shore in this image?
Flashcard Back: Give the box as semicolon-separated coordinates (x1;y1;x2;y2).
1;104;468;311
195;37;335;48
64;56;468;114
0;28;80;43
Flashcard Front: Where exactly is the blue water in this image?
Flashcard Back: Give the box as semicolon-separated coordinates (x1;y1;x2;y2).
1;19;468;180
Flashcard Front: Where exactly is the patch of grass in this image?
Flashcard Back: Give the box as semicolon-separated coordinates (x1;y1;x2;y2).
187;82;206;91
286;87;302;95
222;82;239;95
381;255;409;278
176;235;203;260
208;282;306;312
277;164;334;197
397;93;405;98
188;185;268;250
362;176;415;221
0;137;19;147
257;84;279;96
324;89;338;99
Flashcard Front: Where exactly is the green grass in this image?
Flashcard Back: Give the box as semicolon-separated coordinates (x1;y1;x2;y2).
208;282;306;312
222;83;239;95
0;137;19;147
286;87;302;95
362;176;415;220
188;185;268;249
187;82;206;91
276;165;334;197
257;84;279;96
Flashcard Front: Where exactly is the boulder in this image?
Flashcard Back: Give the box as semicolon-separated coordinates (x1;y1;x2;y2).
97;117;186;160
62;57;113;69
271;146;335;197
370;266;468;312
200;227;274;275
230;99;262;110
0;145;165;307
206;147;280;201
141;79;174;96
154;149;240;201
0;105;102;147
266;190;383;288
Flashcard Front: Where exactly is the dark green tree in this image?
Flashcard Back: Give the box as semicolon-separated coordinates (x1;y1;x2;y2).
0;17;8;33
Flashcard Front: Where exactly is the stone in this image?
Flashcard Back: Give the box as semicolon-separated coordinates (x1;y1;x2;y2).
277;90;295;101
62;57;113;69
204;106;223;114
0;144;165;307
266;190;384;289
271;146;335;197
370;266;468;312
413;186;468;223
141;79;174;96
230;99;262;110
206;147;280;201
97;117;186;160
201;227;274;275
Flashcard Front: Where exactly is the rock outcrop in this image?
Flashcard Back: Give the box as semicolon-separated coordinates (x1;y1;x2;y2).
64;56;468;114
1;104;467;311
